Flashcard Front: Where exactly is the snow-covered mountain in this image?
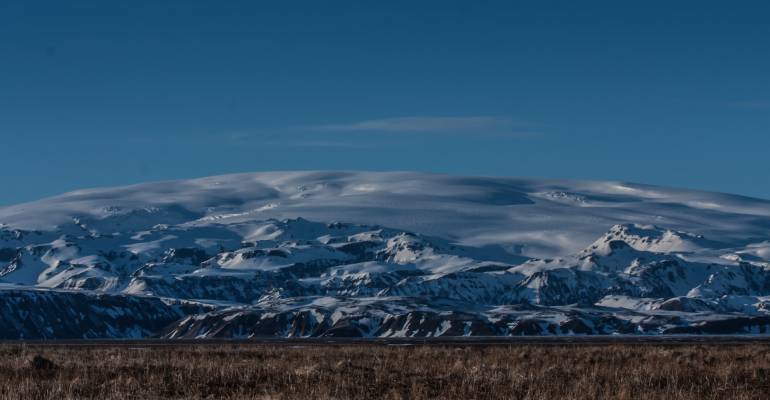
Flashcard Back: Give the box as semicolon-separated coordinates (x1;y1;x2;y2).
2;171;770;338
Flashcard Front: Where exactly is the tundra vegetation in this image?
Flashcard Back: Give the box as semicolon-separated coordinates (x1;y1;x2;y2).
0;342;769;399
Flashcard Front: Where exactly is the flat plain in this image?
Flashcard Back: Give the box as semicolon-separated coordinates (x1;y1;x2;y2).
1;339;770;399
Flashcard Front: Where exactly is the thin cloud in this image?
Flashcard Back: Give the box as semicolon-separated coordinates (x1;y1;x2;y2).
215;116;539;149
223;133;251;145
310;116;535;137
286;140;371;149
217;133;371;149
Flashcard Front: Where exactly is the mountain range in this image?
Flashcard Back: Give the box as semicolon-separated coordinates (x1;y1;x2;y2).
2;171;770;338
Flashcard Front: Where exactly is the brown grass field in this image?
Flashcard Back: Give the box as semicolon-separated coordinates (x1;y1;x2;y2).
1;341;770;399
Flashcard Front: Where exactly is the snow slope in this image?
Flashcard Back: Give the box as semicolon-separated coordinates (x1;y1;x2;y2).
1;171;769;338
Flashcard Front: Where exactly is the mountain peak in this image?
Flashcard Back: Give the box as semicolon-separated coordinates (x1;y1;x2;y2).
588;224;719;254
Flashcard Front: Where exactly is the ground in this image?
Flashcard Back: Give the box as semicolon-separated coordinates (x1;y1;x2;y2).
1;339;769;399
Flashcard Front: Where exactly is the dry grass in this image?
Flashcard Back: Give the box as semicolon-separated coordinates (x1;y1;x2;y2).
0;342;769;399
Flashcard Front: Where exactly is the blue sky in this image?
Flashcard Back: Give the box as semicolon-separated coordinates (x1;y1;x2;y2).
1;1;769;205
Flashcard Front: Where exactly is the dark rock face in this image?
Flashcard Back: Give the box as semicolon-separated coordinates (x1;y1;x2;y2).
0;288;208;339
0;248;18;262
163;248;210;265
663;317;770;334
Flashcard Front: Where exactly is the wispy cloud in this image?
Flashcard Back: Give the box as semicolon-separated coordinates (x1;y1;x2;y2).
283;140;371;149
214;132;371;149
223;132;252;145
214;115;539;149
310;116;535;137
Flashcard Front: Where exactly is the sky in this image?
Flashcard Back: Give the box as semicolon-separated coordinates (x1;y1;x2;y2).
1;0;769;205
